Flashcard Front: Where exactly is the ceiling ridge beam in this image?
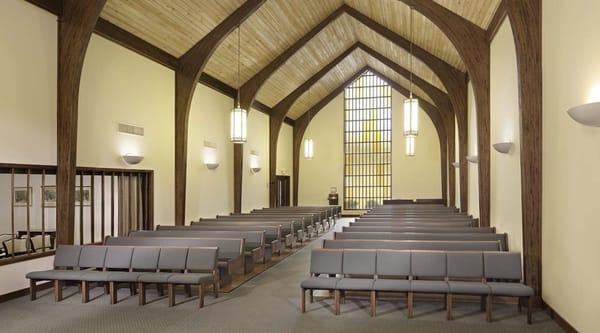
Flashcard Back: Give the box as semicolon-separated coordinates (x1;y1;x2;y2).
175;0;266;221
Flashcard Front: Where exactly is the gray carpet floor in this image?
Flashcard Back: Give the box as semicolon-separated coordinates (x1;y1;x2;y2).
0;218;563;333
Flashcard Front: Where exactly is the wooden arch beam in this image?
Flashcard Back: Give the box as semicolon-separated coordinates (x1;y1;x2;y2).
174;0;265;224
506;0;542;298
56;0;107;245
396;0;490;224
344;4;469;211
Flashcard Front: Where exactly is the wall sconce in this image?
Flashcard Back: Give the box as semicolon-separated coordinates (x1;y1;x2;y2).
249;150;261;173
203;141;219;170
466;155;478;163
493;142;514;154
122;154;144;165
452;162;460;168
567;101;600;126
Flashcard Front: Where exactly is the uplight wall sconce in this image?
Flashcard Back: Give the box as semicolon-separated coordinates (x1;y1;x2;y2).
567;101;600;126
249;150;261;173
452;162;460;168
203;141;219;170
122;154;144;165
493;142;514;154
466;155;479;163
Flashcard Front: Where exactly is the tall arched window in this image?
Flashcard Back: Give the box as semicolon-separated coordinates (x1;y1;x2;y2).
344;70;392;210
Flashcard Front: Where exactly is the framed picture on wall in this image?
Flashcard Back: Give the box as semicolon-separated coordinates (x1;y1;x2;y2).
42;186;57;208
13;187;32;207
75;186;91;206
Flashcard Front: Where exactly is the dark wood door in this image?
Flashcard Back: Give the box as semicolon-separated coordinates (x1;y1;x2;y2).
275;175;291;207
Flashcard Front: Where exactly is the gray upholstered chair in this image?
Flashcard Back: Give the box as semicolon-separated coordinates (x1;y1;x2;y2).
79;246;135;303
372;250;411;317
167;247;219;308
408;251;448;318
300;249;343;314
132;247;161;305
335;249;377;316
446;251;489;320
484;252;534;324
77;246;108;303
26;245;82;301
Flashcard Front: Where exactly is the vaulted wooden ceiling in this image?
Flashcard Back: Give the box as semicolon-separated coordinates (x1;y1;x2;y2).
100;0;502;119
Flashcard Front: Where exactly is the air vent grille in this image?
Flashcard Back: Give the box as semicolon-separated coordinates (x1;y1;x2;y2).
118;123;144;136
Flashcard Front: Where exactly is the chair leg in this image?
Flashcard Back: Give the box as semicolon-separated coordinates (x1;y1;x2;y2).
486;295;493;323
104;283;110;295
443;294;447;310
157;284;164;296
301;289;306;313
309;289;314;303
109;282;117;304
341;290;345;304
138;283;146;306
81;281;89;303
408;292;414;318
198;284;204;309
213;279;219;298
167;284;175;307
446;294;453;320
185;285;192;298
129;283;136;296
370;291;376;317
518;297;522;313
29;280;36;301
54;280;62;302
334;290;340;315
527;296;533;325
480;295;486;311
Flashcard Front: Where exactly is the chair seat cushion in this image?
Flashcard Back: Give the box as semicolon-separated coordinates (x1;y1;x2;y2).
336;278;374;291
300;277;339;290
26;270;69;281
448;281;490;295
80;271;110;282
487;282;534;296
138;272;174;283
168;273;213;285
411;280;449;293
373;279;411;292
107;272;143;282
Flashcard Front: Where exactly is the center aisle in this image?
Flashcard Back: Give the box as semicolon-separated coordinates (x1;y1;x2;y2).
0;219;560;333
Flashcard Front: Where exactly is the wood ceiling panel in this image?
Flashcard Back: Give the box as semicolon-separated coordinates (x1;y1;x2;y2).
345;0;465;71
434;0;502;29
255;15;356;108
101;0;245;57
204;0;343;88
287;50;366;119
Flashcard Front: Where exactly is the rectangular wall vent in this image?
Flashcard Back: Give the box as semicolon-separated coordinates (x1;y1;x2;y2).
118;123;144;136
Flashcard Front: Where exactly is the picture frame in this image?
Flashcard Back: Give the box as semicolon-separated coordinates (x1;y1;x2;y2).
75;186;92;206
41;186;57;208
13;187;32;207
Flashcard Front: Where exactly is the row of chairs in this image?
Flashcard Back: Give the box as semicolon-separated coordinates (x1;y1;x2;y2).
27;245;219;308
300;249;534;324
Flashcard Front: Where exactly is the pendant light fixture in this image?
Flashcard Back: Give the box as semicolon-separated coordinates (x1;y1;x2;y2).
405;135;416;157
230;25;247;143
403;7;419;137
304;88;314;160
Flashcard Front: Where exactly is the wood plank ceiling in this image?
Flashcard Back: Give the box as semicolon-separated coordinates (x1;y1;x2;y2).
100;0;502;119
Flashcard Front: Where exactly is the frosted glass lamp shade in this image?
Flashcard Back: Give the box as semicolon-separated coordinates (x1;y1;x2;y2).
567;101;600;126
466;155;479;163
203;143;219;169
304;138;314;160
230;107;247;143
405;135;416;157
249;152;261;173
122;154;144;165
403;98;419;136
493;142;513;154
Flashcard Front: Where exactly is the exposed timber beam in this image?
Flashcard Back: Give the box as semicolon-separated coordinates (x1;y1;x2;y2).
487;0;508;42
175;0;265;223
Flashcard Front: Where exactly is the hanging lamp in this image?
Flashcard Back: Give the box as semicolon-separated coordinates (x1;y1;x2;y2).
304;88;314;159
405;135;416;157
230;25;247;143
403;7;419;137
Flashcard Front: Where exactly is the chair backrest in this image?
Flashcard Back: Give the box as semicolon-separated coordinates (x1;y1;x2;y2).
3;238;29;255
411;251;446;279
30;235;53;251
104;246;134;270
484;252;522;281
131;247;160;271
105;237;242;260
309;249;343;275
186;247;218;272
158;247;189;271
446;251;483;279
54;245;82;268
78;246;108;269
376;250;411;277
342;249;376;276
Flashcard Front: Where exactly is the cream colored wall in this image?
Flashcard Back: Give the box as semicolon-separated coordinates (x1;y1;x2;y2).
490;18;522;253
78;34;175;226
276;124;294;203
299;90;441;211
241;110;270;212
454;117;461;209
542;1;600;331
186;85;234;221
0;0;57;295
467;81;480;218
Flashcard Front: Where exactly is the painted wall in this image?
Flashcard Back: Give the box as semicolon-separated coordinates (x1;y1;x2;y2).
241;110;270;212
542;1;600;331
454;117;461;209
186;85;235;221
276;123;294;203
490;18;522;253
299;89;442;211
467;81;480;218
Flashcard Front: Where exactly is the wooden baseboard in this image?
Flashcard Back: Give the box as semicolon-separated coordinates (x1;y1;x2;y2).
0;281;53;303
542;300;578;333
